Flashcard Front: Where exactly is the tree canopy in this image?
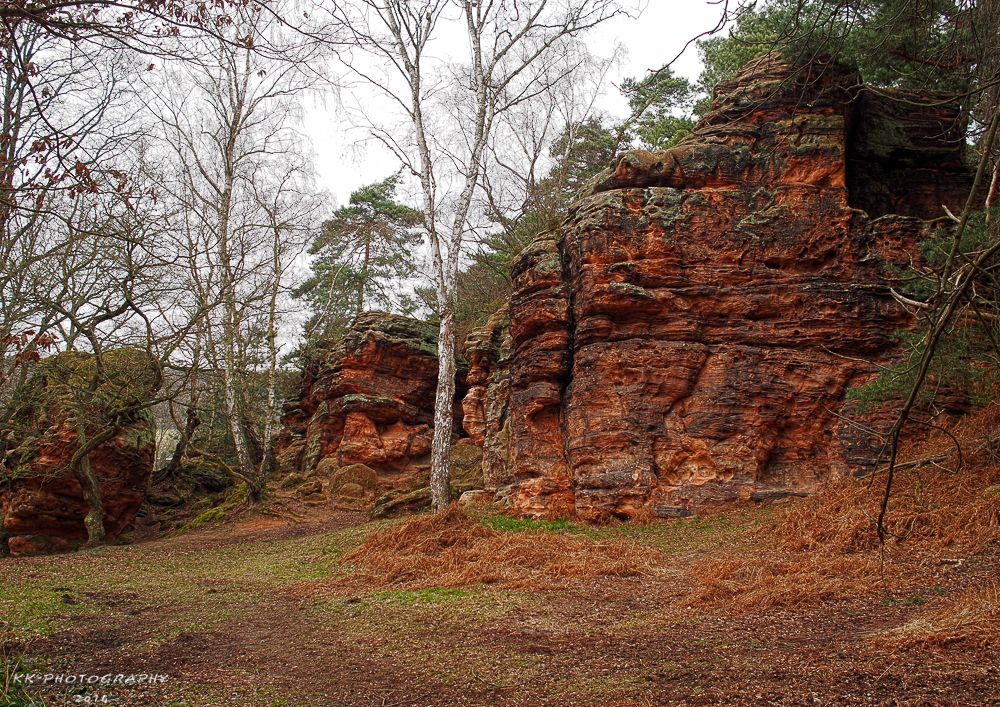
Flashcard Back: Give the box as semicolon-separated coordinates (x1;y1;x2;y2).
619;68;698;150
696;0;996;95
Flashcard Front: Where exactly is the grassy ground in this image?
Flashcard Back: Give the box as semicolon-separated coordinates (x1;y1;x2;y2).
1;496;997;707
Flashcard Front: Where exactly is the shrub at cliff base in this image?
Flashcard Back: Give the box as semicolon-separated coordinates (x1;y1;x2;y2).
337;505;673;591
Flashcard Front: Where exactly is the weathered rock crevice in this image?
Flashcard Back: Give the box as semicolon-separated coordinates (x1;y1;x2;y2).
556;227;580;505
845;88;975;220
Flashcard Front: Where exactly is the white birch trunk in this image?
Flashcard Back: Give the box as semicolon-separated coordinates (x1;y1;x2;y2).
222;362;258;498
261;224;283;476
365;0;620;512
430;308;456;511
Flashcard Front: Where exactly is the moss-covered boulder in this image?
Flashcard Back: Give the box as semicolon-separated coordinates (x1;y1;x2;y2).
329;463;378;495
450;441;485;494
0;349;160;556
185;461;231;493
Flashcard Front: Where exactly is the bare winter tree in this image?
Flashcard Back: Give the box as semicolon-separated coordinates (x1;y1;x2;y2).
147;7;323;502
0;22;142;407
479;38;621;252
25;203;166;546
332;0;624;512
252;168;321;477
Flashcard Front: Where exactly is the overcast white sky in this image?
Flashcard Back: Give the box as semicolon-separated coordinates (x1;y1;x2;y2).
301;0;728;209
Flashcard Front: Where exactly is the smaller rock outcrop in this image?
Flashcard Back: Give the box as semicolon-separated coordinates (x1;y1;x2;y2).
278;312;476;508
461;304;514;488
1;350;160;556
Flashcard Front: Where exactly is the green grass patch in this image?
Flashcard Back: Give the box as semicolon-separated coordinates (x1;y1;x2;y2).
372;587;471;607
474;507;763;553
0;524;371;642
480;515;581;534
607;510;762;553
0;580;99;640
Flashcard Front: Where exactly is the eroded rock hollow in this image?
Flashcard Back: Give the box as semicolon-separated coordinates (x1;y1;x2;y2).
462;55;976;521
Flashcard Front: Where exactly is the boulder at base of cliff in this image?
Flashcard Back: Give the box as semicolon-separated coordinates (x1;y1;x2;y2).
370;444;486;519
0;349;160;556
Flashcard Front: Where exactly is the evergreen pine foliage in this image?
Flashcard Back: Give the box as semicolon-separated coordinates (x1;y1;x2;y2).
295;173;423;346
544;118;618;205
849;210;1000;412
695;0;993;95
697;6;788;96
619;68;698;148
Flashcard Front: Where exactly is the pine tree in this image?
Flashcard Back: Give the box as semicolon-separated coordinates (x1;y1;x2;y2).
619;68;698;149
295;173;423;345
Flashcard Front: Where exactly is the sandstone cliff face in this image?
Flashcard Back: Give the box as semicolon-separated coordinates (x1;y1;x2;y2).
464;55;971;521
1;350;159;556
278;312;470;501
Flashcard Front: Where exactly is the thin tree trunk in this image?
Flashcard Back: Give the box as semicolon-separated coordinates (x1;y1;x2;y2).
161;335;203;481
262;239;281;479
430;308;456;512
359;240;369;312
72;423;107;548
223;365;262;502
213;46;261;502
162;405;201;480
986;163;998;220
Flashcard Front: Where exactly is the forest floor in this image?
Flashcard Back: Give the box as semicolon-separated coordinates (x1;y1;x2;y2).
3;410;1000;706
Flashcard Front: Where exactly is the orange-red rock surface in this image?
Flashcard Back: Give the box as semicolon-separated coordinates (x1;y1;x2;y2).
1;351;158;556
278;312;468;484
463;55;975;521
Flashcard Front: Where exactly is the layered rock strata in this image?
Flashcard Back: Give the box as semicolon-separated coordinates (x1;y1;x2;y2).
464;55;973;521
1;350;159;556
278;312;470;500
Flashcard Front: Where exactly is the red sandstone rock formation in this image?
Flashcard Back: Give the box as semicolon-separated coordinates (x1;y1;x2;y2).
463;55;975;521
1;350;159;556
462;305;514;491
278;312;471;501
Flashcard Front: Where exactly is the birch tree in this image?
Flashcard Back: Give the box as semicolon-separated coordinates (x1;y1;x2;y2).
149;7;322;501
333;0;623;511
